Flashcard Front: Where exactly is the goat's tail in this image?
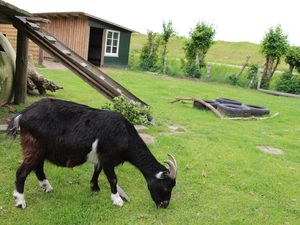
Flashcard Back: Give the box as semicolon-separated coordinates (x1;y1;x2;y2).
6;114;22;139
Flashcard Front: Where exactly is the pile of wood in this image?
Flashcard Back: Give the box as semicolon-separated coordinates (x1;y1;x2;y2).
27;55;62;95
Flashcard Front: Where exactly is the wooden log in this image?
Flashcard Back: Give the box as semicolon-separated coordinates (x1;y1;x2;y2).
170;97;223;119
257;88;300;99
14;30;28;104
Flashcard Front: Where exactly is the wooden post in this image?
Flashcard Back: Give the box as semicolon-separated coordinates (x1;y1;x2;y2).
100;29;106;67
38;47;43;65
205;63;212;81
14;30;28;104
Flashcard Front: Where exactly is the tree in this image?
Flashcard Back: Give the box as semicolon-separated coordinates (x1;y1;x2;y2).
285;46;300;74
161;20;176;74
260;25;288;88
183;22;215;78
139;31;161;71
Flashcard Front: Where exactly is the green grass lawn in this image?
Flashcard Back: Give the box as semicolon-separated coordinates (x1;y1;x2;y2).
0;68;299;225
131;33;289;71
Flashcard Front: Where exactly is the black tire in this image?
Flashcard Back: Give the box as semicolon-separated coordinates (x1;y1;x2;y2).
245;104;270;116
193;100;219;110
216;98;242;105
217;103;251;117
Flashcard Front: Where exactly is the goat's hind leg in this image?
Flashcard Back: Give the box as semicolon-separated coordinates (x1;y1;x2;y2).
35;161;53;192
13;163;32;208
90;163;102;192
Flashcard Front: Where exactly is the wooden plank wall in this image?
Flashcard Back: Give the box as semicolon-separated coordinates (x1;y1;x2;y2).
0;23;40;61
0;15;89;62
42;16;89;59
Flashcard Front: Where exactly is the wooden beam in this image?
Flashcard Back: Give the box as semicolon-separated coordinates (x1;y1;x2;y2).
101;29;106;67
14;30;28;104
258;88;300;99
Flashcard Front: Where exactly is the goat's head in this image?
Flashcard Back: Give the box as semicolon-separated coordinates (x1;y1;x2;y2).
147;154;177;208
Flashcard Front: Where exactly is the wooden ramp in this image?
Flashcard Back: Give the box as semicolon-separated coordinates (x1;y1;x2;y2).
12;16;147;106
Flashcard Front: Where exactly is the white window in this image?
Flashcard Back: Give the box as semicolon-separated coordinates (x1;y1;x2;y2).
105;30;120;57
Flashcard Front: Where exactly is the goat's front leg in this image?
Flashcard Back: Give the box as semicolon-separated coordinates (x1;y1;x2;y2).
90;163;102;192
102;163;124;207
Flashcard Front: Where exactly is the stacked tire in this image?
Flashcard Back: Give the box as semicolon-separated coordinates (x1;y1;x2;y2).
193;98;270;117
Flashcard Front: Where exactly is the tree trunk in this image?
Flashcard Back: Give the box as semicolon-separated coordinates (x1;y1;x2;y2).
288;64;294;75
162;45;167;74
271;58;279;77
266;56;274;80
257;63;266;89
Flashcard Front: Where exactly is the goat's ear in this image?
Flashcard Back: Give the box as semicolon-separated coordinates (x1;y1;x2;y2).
155;170;169;179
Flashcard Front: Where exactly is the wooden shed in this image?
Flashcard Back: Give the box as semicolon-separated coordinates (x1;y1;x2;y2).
0;12;134;67
34;12;134;67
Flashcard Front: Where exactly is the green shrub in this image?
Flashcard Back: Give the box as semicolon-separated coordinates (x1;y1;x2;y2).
228;74;240;85
275;73;300;94
101;96;151;125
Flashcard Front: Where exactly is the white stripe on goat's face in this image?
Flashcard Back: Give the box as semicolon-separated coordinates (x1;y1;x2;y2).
13;190;26;209
111;192;124;207
39;179;53;192
87;139;99;164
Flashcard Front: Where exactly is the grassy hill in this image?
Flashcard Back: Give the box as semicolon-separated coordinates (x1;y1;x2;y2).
130;33;288;71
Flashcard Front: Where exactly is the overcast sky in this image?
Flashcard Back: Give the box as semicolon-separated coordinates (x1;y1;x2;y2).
5;0;300;45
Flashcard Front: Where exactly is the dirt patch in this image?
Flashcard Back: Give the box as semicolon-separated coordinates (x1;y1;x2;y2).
158;124;187;136
257;146;284;155
43;60;67;70
139;133;156;144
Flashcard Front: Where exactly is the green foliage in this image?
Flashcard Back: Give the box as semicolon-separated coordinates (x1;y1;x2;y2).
183;22;215;78
276;72;300;94
228;74;240;86
285;46;300;73
139;31;161;72
162;20;176;44
261;25;288;59
101;96;151;125
161;20;176;74
246;64;259;80
246;64;259;88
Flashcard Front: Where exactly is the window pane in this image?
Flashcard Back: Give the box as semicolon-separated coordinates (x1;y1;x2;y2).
106;39;111;46
113;32;118;39
106;46;111;53
112;47;117;53
107;32;112;38
113;40;118;46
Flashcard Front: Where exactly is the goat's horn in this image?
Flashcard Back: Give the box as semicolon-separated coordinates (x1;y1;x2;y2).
164;154;177;179
168;153;177;169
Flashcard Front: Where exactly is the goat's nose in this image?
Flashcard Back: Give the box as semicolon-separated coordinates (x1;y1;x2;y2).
159;201;169;208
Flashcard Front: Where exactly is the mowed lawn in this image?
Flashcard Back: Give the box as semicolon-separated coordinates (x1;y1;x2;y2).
0;68;299;225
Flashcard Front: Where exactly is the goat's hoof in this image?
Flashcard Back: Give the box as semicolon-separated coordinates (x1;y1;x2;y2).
111;193;124;207
91;186;100;192
39;180;53;192
13;191;26;209
16;202;26;209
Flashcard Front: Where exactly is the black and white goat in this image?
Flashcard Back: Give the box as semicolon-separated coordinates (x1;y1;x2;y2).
7;98;177;209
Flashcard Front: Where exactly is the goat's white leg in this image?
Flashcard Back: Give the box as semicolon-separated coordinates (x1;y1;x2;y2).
14;164;32;209
39;179;53;192
13;190;26;209
35;162;53;192
111;192;124;206
117;185;130;202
